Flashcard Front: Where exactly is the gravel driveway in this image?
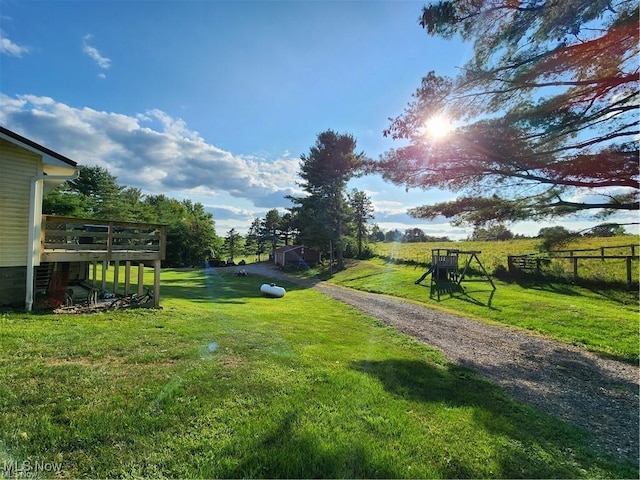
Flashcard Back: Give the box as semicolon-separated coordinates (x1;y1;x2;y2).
234;262;639;463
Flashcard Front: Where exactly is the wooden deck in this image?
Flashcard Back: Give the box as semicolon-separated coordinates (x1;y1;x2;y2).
39;216;167;308
41;216;166;263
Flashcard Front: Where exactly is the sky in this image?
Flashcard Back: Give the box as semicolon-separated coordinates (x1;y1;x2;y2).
1;0;634;239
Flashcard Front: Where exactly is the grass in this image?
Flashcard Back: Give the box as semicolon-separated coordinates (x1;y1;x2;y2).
0;267;637;478
320;257;639;363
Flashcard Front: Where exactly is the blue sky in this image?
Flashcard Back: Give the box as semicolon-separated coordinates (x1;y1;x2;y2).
1;0;630;238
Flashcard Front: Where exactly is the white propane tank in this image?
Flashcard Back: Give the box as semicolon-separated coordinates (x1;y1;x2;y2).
260;283;286;298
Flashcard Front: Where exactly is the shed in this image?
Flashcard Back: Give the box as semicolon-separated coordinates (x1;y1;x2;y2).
273;245;319;268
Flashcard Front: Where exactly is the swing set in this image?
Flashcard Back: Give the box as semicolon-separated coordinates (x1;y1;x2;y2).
415;249;496;294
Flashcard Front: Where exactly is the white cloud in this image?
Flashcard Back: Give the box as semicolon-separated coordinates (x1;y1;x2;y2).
82;34;111;70
0;93;302;209
0;30;29;57
371;199;407;216
566;187;637;205
211;204;257;221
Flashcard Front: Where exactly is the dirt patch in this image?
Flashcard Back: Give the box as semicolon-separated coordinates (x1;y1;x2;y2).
237;262;639;464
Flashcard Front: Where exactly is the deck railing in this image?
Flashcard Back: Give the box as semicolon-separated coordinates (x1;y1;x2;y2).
41;216;166;262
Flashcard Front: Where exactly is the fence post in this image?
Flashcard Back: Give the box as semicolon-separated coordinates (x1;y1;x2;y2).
627;256;632;286
572;257;579;281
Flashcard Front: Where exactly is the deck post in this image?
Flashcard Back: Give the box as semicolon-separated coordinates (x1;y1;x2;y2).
153;259;161;308
113;260;120;296
159;225;167;261
38;216;167;307
124;261;131;296
137;263;144;296
101;261;108;291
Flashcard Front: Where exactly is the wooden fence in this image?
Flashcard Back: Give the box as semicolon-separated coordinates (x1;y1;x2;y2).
508;244;638;286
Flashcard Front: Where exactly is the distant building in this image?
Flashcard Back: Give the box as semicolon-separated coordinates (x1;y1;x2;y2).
273;245;319;268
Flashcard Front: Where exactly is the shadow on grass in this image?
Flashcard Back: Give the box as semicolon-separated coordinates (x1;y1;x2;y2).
218;413;397;479
512;279;583;296
417;280;498;309
496;273;638;305
349;358;636;478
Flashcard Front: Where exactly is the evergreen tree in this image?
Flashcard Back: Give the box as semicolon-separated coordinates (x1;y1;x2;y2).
244;218;266;261
67;165;125;219
289;130;364;270
261;209;281;257
279;212;298;246
223;228;243;263
348;189;374;256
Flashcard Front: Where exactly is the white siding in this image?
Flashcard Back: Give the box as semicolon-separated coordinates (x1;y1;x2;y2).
0;138;41;267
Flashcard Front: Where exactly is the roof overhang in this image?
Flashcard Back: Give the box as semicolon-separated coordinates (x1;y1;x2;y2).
0;126;78;170
0;126;78;192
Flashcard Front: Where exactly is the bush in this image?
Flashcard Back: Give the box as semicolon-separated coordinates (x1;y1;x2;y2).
537;226;575;252
357;245;375;260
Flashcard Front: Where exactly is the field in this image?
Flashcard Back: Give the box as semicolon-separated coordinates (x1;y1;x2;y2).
371;236;639;285
0;268;637;478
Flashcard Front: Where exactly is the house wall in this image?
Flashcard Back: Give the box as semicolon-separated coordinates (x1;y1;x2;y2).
0;139;42;306
0;267;27;306
0;138;41;268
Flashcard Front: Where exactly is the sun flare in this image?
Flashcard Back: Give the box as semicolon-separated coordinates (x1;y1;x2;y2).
424;114;453;140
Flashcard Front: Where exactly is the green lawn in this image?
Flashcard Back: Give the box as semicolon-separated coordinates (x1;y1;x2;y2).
322;258;639;363
0;268;636;478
